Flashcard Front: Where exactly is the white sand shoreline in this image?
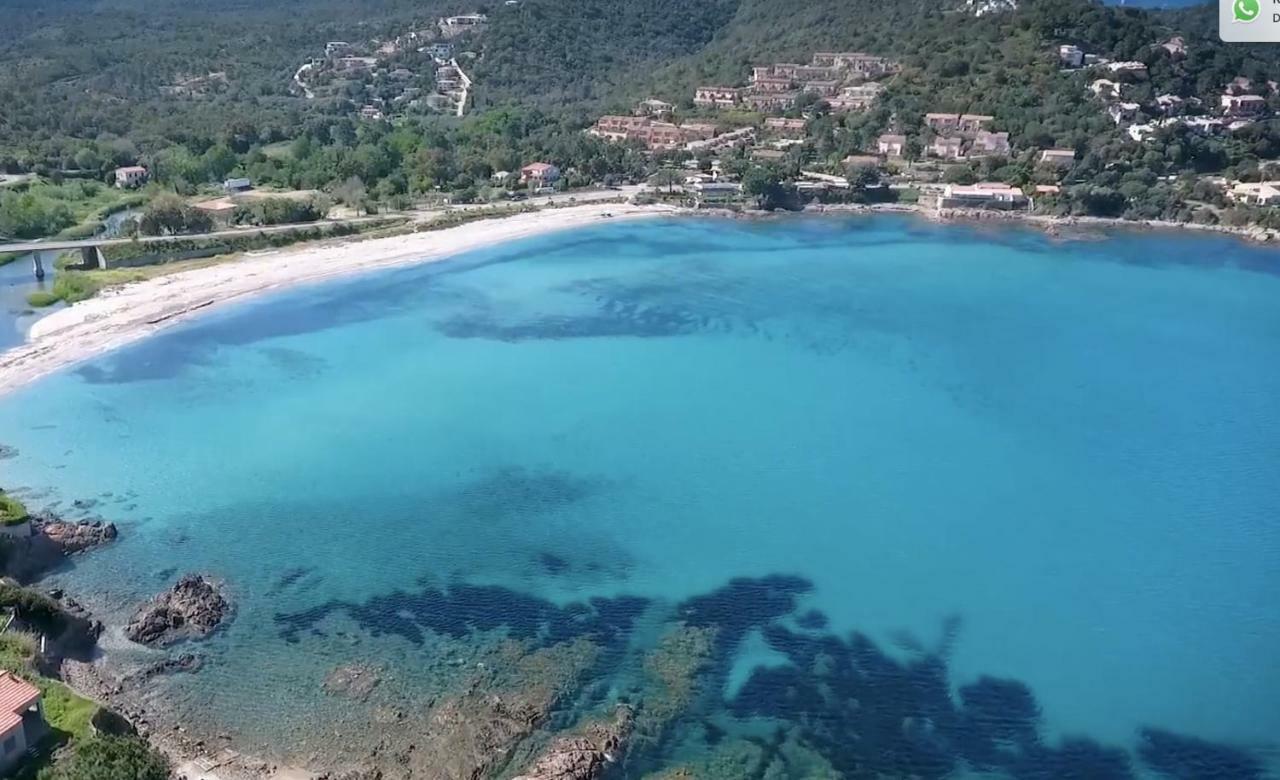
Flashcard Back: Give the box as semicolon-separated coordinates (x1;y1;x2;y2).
0;202;675;398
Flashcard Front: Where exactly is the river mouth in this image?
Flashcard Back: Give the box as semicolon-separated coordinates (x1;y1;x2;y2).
3;215;1279;777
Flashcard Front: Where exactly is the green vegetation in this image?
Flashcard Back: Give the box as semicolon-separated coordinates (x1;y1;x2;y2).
0;583;72;635
0;181;148;241
0;622;165;780
0;0;1277;230
137;194;213;237
39;735;170;780
233;196;328;227
0;634;95;742
0;491;31;526
25;291;60;308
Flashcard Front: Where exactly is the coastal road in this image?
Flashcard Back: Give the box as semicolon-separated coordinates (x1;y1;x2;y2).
0;215;398;254
0;188;641;255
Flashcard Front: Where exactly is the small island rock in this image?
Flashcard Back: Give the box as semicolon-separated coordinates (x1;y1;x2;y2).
125;574;230;646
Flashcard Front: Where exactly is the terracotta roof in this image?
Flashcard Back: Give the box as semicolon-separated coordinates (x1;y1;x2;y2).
0;672;39;734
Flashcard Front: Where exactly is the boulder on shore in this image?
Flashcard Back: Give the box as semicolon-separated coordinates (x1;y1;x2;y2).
125;574;230;646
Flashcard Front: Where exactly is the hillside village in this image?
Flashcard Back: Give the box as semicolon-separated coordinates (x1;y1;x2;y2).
574;28;1279;217
290;13;486;120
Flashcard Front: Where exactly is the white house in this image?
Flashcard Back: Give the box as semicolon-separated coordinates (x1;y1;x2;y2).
1058;45;1084;68
877;134;907;157
113;166;148;188
938;182;1028;210
1039;149;1076;168
1228;181;1280;206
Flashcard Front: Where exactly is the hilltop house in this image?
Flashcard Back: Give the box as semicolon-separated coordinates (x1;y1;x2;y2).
1107;61;1148;77
1090;79;1121;98
1228;181;1280;206
438;14;487;37
1039;149;1076;168
929;136;964;160
924;113;993;135
925;113;961;133
114;166;148;188
1108;102;1141;125
1058;45;1084;68
1155;94;1186;116
520;162;560;187
1221;93;1267;117
636;98;674;118
0;672;45;774
877;134;907;157
694;87;742;109
828;83;884;112
1161;36;1186;57
970;130;1010;156
764;117;807;138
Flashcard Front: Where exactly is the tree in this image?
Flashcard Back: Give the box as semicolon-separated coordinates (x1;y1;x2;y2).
648;168;681;194
742;166;795;211
43;735;170;780
333;176;368;215
138;194;213;236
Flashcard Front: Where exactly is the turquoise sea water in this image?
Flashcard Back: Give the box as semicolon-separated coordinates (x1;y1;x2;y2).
1;215;1278;777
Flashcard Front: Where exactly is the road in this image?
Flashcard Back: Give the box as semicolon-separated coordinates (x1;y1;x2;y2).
0;216;396;254
0;188;639;255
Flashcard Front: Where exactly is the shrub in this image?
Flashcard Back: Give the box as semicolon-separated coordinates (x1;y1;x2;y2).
42;735;170;780
26;291;59;308
51;273;103;304
0;492;30;526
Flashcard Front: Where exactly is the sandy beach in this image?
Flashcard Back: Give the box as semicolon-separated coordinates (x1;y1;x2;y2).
0;202;673;398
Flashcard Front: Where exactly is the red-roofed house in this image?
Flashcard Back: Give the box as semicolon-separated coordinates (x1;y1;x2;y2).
519;162;561;187
0;672;44;772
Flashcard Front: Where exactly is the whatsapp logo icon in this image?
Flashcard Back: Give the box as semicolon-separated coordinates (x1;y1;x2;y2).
1232;0;1260;22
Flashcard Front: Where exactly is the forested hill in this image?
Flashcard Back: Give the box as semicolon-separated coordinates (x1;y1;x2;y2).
2;0;1274;158
472;0;738;108
2;0;1278;229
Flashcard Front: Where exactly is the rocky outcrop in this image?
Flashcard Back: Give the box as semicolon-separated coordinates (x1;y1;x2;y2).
0;511;118;583
125;575;230;646
512;705;634;780
37;517;118;554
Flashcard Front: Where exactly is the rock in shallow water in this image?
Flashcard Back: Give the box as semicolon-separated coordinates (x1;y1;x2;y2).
126;574;230;646
323;663;381;701
512;705;633;780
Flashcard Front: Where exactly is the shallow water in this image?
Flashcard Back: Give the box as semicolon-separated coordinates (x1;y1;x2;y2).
1;215;1277;777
